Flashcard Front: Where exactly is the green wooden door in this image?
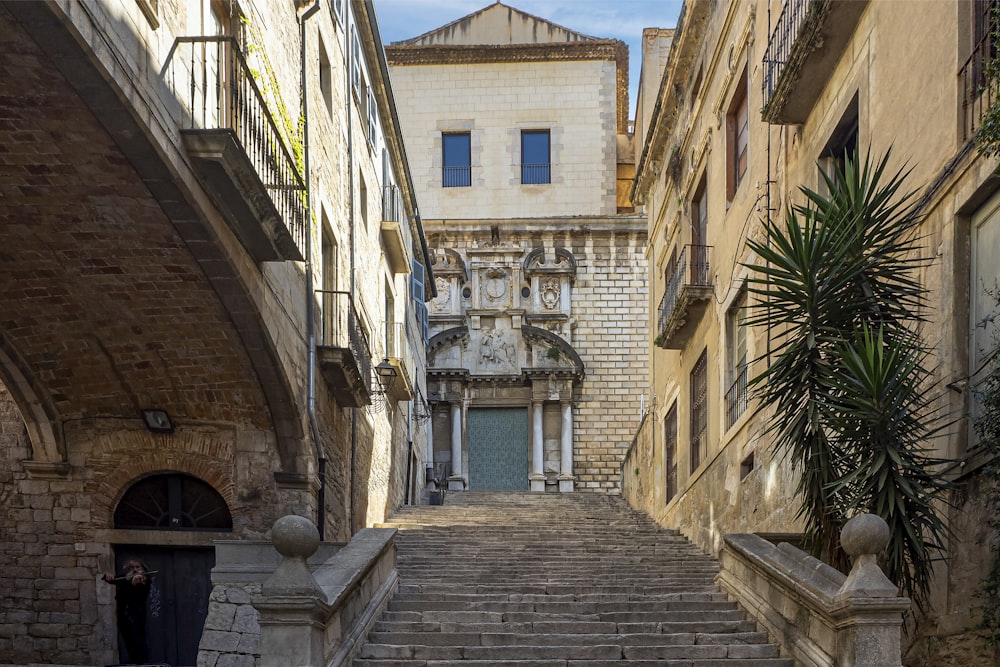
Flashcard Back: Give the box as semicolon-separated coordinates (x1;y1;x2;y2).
467;407;528;490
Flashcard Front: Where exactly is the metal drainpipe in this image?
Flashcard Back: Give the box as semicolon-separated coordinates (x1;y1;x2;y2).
300;0;323;539
346;6;358;536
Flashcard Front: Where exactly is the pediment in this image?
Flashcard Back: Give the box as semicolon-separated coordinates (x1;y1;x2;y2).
395;2;598;47
428;324;583;380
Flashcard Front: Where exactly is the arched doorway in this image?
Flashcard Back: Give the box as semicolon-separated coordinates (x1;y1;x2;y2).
112;473;232;666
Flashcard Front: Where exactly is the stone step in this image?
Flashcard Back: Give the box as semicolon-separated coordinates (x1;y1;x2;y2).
353;492;791;667
387;600;742;613
359;643;783;661
366;631;773;647
373;620;762;635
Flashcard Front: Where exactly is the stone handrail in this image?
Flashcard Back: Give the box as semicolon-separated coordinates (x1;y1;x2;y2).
253;515;398;667
717;514;910;667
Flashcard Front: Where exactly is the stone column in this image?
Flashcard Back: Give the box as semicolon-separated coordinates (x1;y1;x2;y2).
831;514;911;667
557;400;574;492
529;399;545;492
254;515;330;667
425;409;435;488
448;403;464;490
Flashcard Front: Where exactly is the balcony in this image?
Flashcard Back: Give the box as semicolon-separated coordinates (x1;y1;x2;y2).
385;322;416;401
761;0;868;125
316;291;372;407
380;185;412;275
168;37;307;262
961;22;1000;141
655;245;713;350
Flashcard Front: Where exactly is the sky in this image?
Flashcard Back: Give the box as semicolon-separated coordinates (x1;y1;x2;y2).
372;0;685;120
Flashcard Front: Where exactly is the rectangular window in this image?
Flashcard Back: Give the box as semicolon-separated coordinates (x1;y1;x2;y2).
690;349;708;472
521;130;550;184
319;35;333;117
664;401;678;503
411;259;428;342
725;290;748;429
971;192;1000;449
368;86;378;150
726;67;749;201
359;175;368;230
350;27;361;92
691;175;707;247
442;133;471;187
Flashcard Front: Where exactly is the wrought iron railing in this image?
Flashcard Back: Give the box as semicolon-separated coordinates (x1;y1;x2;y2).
443;165;471;187
317;290;371;393
657;244;712;338
725;364;749;430
762;0;818;110
521;163;551;184
961;20;1000;141
167;36;307;257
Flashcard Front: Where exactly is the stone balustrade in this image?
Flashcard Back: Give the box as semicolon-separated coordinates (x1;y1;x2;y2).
197;515;397;667
717;513;910;667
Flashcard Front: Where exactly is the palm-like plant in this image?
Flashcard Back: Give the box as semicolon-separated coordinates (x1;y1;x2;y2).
744;150;950;604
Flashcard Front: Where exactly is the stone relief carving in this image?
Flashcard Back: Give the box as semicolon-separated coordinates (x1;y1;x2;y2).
540;278;560;310
481;267;509;307
479;327;516;371
432;277;451;313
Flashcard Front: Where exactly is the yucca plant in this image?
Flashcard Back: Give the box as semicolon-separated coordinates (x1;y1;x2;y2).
744;149;951;605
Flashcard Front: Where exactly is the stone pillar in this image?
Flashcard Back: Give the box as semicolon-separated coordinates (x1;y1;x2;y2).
448;403;464;490
831;514;911;667
529;399;545;492
425;409;435;488
254;515;330;667
557;400;574;492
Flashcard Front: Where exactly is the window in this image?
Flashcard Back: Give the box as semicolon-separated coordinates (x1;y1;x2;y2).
521;130;551;184
411;259;428;342
691;175;707;247
319;35;333;117
321;217;338;344
725;289;748;429
115;473;232;531
664;401;678;502
819;93;859;188
971;191;1000;449
690;349;708;472
385;283;395;358
442;133;471;187
367;86;378;150
726;67;749;201
350;26;361;92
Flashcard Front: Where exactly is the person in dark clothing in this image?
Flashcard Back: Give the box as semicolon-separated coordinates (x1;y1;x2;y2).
103;560;151;665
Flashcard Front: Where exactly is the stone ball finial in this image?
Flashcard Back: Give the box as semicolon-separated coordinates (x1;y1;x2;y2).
271;514;320;560
840;513;890;558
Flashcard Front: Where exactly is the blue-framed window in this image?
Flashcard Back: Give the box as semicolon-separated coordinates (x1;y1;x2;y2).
442;133;471;187
521;130;550;184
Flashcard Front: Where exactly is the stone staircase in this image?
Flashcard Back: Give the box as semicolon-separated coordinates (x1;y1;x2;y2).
355;491;791;667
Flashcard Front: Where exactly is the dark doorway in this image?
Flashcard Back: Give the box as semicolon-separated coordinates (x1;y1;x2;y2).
112;473;232;666
113;545;215;667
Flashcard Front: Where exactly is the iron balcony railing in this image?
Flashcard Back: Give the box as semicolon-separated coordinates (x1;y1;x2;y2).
168;36;307;257
382;184;403;223
961;17;1000;141
443;165;471;187
657;244;712;338
762;0;818;110
521;163;551;184
317;290;372;394
725;364;749;430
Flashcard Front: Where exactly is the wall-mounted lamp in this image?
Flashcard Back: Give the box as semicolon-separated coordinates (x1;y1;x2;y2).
141;409;174;434
368;359;398;414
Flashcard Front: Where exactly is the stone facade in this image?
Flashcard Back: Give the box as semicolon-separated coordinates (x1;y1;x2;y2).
388;2;648;494
0;0;431;664
625;0;1000;664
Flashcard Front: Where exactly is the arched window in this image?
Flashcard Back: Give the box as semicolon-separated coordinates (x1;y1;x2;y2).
114;473;232;531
